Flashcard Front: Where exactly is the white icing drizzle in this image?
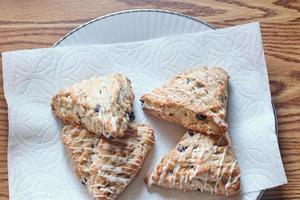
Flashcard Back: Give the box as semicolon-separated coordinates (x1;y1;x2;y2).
151;130;238;196
111;117;117;132
98;138;142;152
189;144;207;180
99;187;114;194
159;165;169;185
107;155;128;163
184;175;189;184
169;165;180;187
179;175;185;189
224;160;238;195
61;90;153;199
100;174;129;185
100;164;125;174
212;117;222;126
147;169;155;186
110;138;144;149
214;146;228;193
190;165;200;180
149;83;208;104
136;127;153;132
69;146;94;153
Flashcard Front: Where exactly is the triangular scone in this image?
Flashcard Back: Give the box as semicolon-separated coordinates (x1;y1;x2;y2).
61;123;154;200
145;130;240;196
141;67;228;135
52;74;135;138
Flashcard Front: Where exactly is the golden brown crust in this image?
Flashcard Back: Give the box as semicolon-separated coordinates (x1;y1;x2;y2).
52;74;135;138
61;123;155;200
141;67;228;135
145;130;240;196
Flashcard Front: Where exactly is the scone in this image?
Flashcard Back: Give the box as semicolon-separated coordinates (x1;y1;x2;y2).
61;123;155;200
140;67;228;135
145;130;240;196
52;74;135;138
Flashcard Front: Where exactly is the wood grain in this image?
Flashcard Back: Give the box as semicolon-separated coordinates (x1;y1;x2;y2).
0;0;299;199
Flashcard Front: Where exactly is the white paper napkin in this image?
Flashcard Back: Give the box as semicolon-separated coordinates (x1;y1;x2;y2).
3;22;287;200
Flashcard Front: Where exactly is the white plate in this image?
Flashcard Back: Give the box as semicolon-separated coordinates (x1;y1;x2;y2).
54;9;263;200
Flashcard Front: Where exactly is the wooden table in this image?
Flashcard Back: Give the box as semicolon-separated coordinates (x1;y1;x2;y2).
0;1;299;199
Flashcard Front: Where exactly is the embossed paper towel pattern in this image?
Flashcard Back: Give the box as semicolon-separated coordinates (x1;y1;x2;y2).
2;22;287;200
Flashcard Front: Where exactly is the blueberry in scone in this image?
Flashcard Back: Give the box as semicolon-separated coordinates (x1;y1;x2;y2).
52;74;135;138
61;123;155;200
145;130;240;196
140;67;229;135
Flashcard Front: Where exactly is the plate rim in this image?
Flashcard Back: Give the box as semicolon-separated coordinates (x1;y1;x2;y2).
52;8;278;200
52;9;216;47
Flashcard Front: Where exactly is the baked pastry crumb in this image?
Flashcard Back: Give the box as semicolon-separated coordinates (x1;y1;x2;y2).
52;74;135;138
140;67;228;135
61;123;155;200
145;130;240;196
